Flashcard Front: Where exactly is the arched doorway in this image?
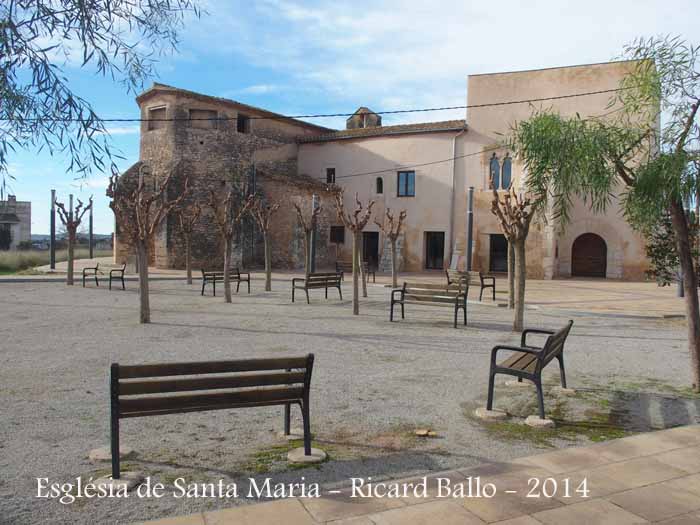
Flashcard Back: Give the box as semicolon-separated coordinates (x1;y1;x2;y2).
571;233;607;277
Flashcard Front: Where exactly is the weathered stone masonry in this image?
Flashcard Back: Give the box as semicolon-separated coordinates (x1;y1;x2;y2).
114;84;337;271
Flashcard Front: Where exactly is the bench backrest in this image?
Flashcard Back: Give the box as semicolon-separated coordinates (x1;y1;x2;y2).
539;320;574;370
306;272;342;285
201;267;241;277
111;354;314;419
403;282;466;302
336;261;368;271
445;270;469;286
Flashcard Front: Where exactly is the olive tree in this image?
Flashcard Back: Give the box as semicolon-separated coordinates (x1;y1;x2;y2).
0;0;200;195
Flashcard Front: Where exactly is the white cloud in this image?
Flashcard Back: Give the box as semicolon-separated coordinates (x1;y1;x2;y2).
103;126;141;136
182;0;698;127
223;84;282;97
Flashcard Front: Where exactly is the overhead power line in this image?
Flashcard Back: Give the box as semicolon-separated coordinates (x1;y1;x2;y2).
1;86;630;124
334;145;503;180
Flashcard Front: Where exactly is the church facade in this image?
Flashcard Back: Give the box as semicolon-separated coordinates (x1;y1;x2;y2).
117;60;649;280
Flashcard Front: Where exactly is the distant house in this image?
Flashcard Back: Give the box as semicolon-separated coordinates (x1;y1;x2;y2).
0;195;31;250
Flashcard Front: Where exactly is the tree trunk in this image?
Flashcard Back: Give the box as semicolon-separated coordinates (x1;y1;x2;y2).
670;200;700;392
264;234;272;292
223;236;232;303
185;234;192;285
513;239;527;332
508;241;515;309
359;239;368;298
136;239;150;324
352;231;360;315
66;228;75;285
391;238;398;288
304;231;311;278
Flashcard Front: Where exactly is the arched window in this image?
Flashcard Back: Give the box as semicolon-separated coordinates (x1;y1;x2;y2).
376;177;383;194
501;155;512;189
489;153;500;189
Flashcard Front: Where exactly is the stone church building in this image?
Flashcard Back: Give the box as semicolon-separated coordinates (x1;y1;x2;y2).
116;60;649;280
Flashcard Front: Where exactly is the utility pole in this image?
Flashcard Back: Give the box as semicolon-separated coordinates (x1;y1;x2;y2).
89;196;94;259
466;186;474;271
50;189;56;270
310;193;318;273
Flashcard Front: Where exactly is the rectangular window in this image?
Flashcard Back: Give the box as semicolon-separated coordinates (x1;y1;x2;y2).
326;168;336;184
189;109;218;129
237;113;250;133
397;171;415;197
147;107;166;131
330;225;345;244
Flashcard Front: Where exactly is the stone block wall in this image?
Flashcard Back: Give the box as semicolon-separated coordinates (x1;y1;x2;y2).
114;85;335;272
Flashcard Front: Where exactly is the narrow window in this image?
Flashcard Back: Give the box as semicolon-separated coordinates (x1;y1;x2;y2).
330;225;345;244
147;106;166;131
501;154;512;189
237;113;250;133
189;109;218;129
397;171;415;197
376;177;383;194
489;153;500;189
326;168;336;184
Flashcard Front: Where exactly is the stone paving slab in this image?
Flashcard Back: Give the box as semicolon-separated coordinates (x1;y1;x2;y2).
137;425;700;524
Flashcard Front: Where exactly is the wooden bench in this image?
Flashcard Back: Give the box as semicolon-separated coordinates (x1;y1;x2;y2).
109;263;126;291
201;268;251;296
82;263;100;287
486;320;574;419
391;282;467;328
108;354;315;479
445;269;496;301
292;272;342;304
336;261;376;283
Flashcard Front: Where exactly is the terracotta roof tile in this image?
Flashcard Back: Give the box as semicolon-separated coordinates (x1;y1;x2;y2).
298;119;466;143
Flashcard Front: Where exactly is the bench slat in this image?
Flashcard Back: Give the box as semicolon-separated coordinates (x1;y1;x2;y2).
499;351;538;372
119;387;304;416
404;282;464;291
404;294;462;304
119;371;306;395
118;356;310;379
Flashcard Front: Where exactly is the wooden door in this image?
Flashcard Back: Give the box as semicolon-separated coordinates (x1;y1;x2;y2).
571;233;607;277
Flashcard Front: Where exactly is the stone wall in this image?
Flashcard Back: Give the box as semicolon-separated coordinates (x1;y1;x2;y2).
114;85;335;272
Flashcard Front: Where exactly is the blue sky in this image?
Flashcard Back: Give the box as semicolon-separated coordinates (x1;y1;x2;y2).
7;0;700;234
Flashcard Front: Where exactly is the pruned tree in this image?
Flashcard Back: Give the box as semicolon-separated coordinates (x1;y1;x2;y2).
490;186;537;332
208;184;253;303
175;201;202;285
375;208;407;288
293;200;322;278
55;196;91;286
334;191;375;315
1;1;201;196
249;195;280;291
107;164;189;323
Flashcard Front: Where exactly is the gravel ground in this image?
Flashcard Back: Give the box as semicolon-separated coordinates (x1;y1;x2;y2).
0;279;695;524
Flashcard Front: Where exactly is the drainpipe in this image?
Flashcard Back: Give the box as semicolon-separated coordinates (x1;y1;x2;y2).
310;193;318;273
467;186;474;271
448;128;467;268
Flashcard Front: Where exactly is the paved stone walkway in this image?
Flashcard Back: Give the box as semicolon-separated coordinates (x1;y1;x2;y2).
137;425;700;524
